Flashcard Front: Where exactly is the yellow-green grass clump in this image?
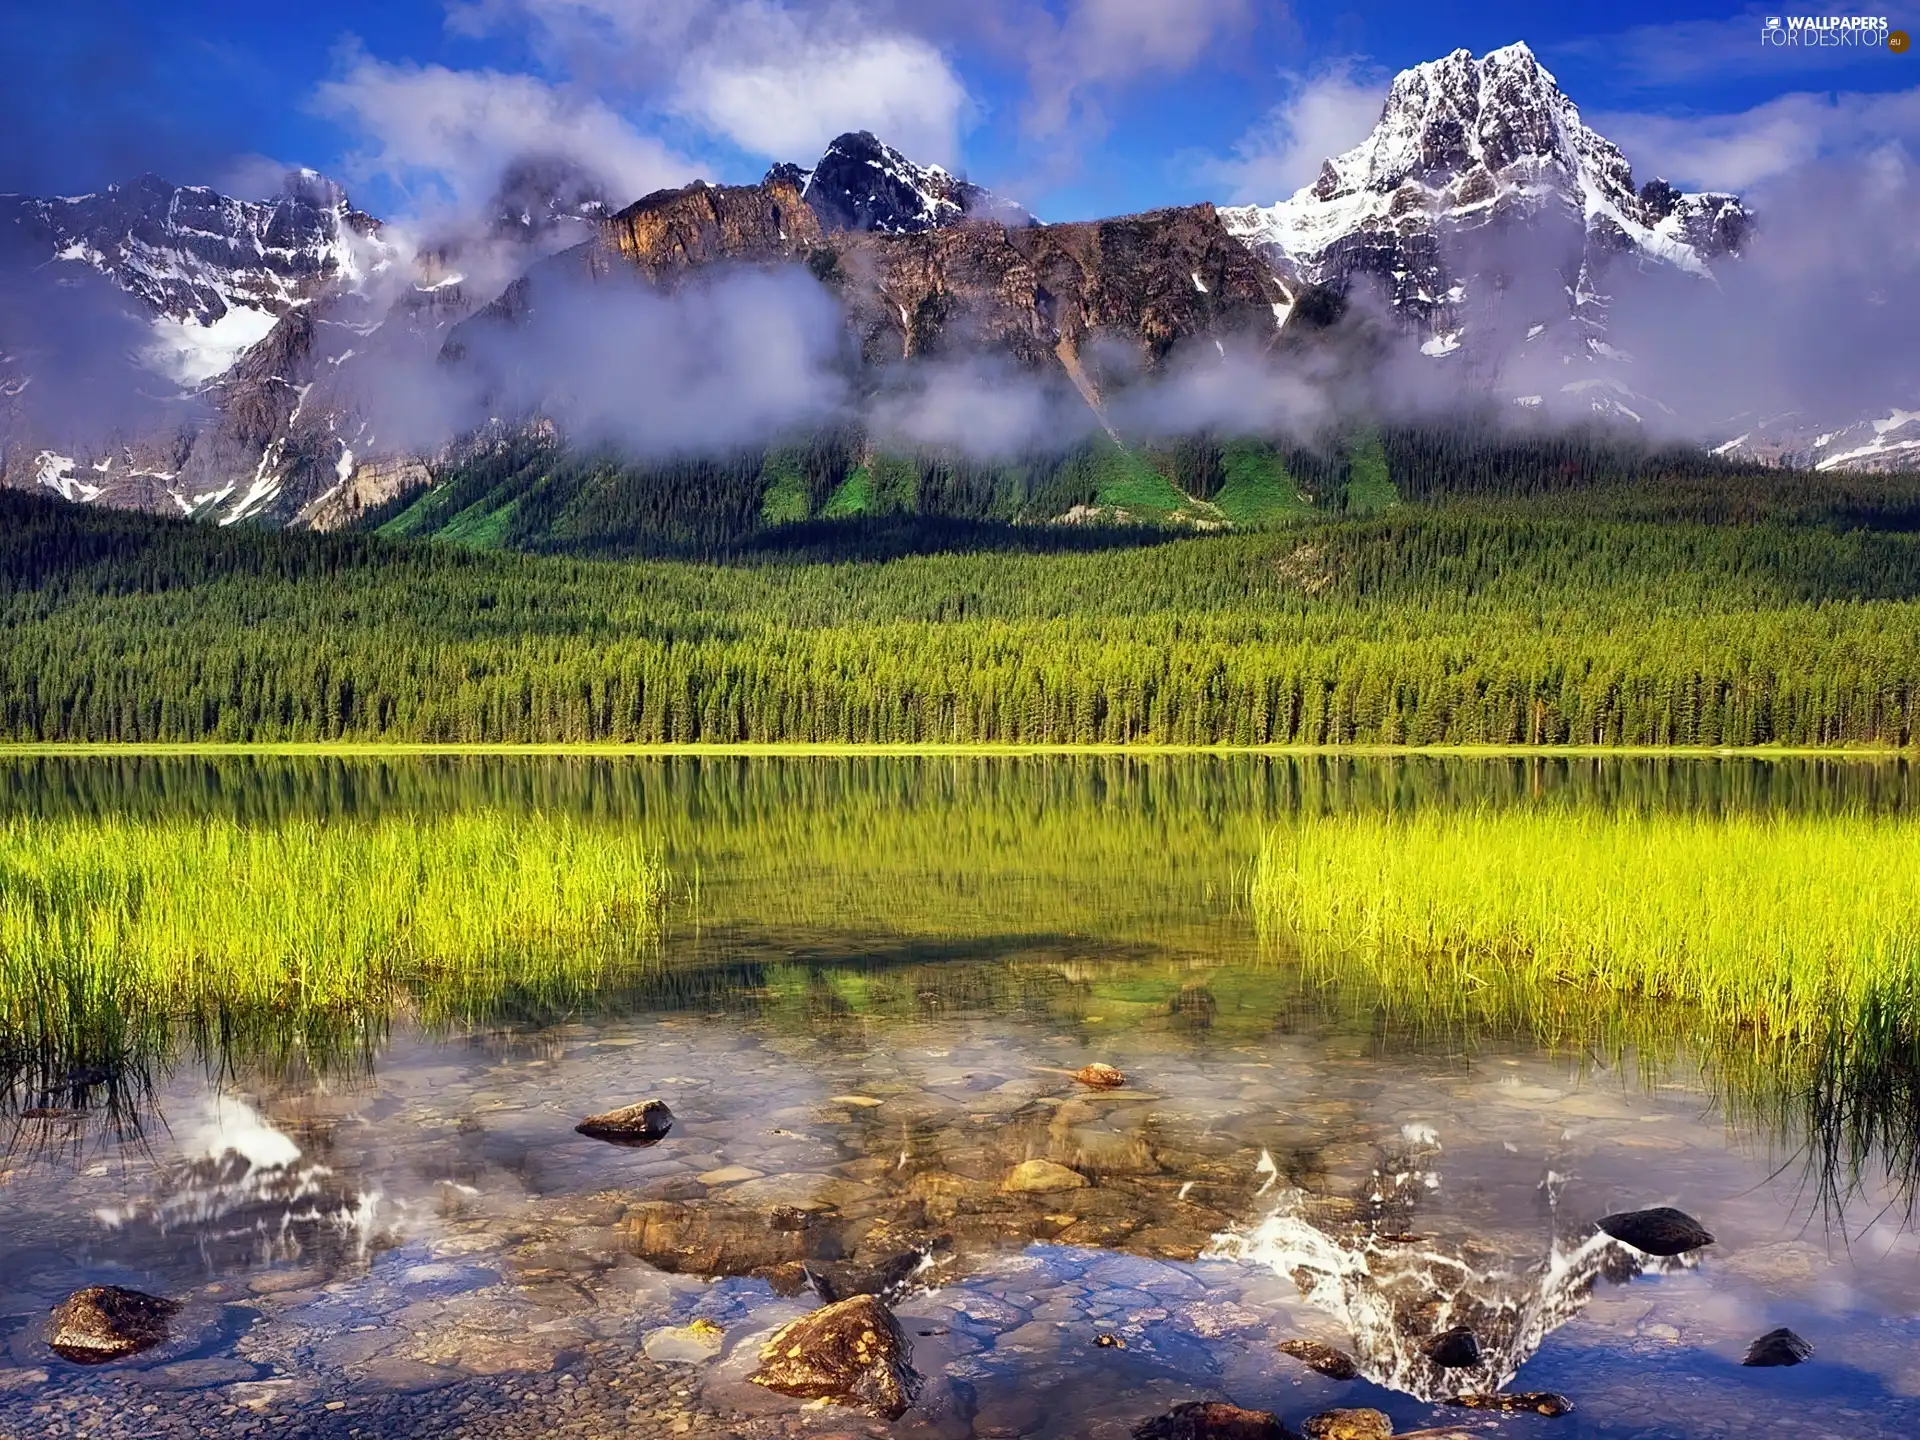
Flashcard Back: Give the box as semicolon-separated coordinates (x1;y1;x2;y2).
1253;806;1920;1044
0;812;668;1052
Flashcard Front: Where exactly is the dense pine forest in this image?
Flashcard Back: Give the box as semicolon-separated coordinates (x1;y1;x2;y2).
7;429;1920;748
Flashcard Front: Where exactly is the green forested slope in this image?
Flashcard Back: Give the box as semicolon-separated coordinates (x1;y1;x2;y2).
7;451;1920;746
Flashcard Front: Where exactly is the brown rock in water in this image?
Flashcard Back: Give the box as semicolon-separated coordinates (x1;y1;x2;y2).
1278;1337;1361;1380
1003;1158;1090;1193
1447;1392;1575;1416
1596;1206;1713;1256
1421;1325;1482;1368
1133;1400;1290;1439
1743;1327;1813;1367
1301;1409;1393;1440
1076;1063;1127;1089
747;1294;920;1419
575;1099;673;1146
46;1287;178;1364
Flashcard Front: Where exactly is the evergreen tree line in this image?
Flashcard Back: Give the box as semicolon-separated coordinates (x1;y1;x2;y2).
7;485;1920;748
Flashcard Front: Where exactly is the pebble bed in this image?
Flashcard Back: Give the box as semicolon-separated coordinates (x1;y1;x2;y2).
5;1000;1920;1439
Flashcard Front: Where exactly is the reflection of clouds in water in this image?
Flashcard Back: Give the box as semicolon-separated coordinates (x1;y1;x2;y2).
95;1094;379;1273
1205;1134;1690;1402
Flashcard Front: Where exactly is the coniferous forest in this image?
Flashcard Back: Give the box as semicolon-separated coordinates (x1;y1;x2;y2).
8;428;1920;749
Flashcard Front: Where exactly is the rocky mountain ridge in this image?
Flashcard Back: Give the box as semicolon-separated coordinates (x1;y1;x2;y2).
2;46;1912;530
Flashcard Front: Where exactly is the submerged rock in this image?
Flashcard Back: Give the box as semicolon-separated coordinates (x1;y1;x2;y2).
47;1286;179;1364
1301;1409;1393;1440
642;1318;725;1364
1742;1327;1813;1367
1133;1401;1289;1439
575;1099;673;1146
1003;1158;1090;1193
1278;1337;1361;1379
1447;1391;1574;1416
1595;1206;1714;1256
1421;1325;1482;1368
747;1294;919;1419
805;1246;938;1305
1075;1063;1127;1089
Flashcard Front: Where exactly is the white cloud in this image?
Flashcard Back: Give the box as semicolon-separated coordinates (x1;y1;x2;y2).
1023;0;1255;137
313;49;697;214
1594;87;1920;192
1199;59;1386;203
446;0;974;165
673;3;973;163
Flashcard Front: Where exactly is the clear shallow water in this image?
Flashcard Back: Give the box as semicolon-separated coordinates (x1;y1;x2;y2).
4;754;1920;1439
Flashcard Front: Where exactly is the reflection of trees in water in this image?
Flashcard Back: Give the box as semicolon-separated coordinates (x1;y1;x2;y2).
1207;1135;1691;1402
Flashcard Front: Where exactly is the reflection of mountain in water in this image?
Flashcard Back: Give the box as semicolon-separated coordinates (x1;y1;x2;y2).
95;1096;379;1274
1206;1131;1691;1401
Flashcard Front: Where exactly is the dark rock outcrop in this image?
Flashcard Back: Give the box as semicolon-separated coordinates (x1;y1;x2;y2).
1421;1324;1482;1368
1278;1337;1361;1379
747;1293;919;1419
1133;1400;1290;1440
1595;1206;1713;1257
798;131;1031;234
576;1099;674;1146
1742;1327;1813;1367
46;1286;178;1363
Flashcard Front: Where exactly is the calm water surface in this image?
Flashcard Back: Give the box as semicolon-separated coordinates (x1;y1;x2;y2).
3;755;1919;1439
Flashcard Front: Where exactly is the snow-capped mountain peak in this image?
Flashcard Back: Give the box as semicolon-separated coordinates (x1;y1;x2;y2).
1;170;394;388
794;131;1033;235
1225;42;1746;287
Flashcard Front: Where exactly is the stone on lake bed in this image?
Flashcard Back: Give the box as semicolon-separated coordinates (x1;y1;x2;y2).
1447;1392;1575;1416
696;1165;765;1185
747;1294;920;1419
46;1286;179;1364
1277;1337;1360;1379
1132;1400;1289;1439
1003;1159;1090;1193
1743;1327;1814;1367
1075;1063;1126;1089
643;1318;726;1364
1301;1409;1393;1440
1596;1206;1714;1256
575;1099;674;1146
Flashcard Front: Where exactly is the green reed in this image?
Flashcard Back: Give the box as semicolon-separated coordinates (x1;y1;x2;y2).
1254;805;1920;1043
0;811;668;1076
1252;805;1920;1218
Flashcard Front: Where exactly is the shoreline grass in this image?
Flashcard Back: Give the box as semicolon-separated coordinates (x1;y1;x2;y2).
0;812;669;1077
1253;805;1920;1044
0;742;1911;760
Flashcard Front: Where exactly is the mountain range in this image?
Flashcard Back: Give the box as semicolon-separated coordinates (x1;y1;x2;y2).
3;42;1914;535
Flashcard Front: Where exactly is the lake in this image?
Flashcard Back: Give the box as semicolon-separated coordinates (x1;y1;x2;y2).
2;752;1918;1440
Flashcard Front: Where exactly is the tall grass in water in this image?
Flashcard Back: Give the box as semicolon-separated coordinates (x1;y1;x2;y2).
0;812;668;1081
1254;806;1920;1043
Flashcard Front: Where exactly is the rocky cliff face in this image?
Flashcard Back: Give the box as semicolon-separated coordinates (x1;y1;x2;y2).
472;168;1289;405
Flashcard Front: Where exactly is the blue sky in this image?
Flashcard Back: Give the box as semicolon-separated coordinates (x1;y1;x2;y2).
3;0;1915;221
